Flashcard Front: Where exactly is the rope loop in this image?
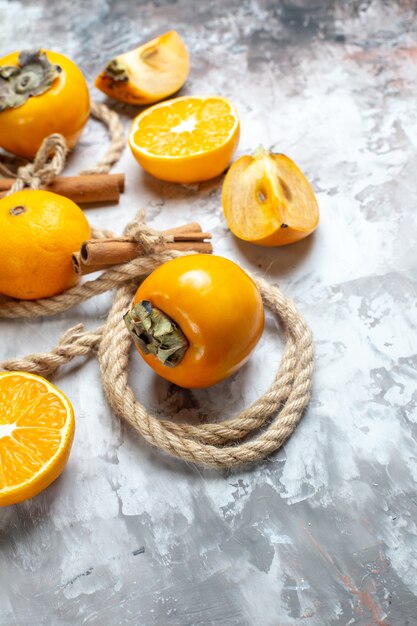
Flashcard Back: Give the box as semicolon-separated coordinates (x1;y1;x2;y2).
8;133;68;193
97;278;314;467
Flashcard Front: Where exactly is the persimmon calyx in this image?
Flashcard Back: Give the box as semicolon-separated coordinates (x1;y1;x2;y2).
0;49;61;112
104;58;129;82
252;145;269;158
124;300;188;367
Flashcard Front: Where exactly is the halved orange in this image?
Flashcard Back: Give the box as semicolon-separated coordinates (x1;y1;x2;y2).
222;149;319;246
0;371;75;506
128;96;240;183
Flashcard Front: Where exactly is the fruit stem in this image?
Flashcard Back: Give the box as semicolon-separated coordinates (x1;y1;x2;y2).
104;58;129;82
124;300;188;367
252;145;269;158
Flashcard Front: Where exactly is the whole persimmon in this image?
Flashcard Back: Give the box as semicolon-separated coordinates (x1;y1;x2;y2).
124;255;264;388
0;49;90;158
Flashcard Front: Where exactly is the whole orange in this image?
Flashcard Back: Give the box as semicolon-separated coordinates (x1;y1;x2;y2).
0;189;91;300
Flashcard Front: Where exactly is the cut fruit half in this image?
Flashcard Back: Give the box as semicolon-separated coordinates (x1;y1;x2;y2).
222;149;319;246
0;371;75;506
128;95;240;183
95;30;189;105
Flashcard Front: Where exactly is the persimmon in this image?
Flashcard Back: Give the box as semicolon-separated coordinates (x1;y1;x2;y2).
95;31;189;105
124;255;264;388
0;49;90;158
0;189;91;300
222;149;319;246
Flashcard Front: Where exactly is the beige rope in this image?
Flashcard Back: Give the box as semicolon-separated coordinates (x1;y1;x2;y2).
79;101;126;175
0;100;125;195
7;133;68;193
0;274;314;468
1;323;103;378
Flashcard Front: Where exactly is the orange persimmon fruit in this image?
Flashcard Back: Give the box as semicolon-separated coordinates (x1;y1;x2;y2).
0;189;91;300
222;149;319;246
95;31;189;105
124;255;264;388
128;95;240;183
0;49;90;158
0;371;75;507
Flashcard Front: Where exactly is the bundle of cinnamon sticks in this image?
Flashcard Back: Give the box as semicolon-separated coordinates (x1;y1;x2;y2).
73;223;213;276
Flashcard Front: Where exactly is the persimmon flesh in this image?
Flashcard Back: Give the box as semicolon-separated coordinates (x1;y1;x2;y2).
222;151;319;246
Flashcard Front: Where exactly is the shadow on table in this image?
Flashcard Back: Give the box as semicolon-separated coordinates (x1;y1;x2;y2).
230;230;317;281
0;473;64;537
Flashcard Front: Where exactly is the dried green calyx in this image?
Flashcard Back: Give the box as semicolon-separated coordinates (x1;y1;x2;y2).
124;300;188;367
104;58;129;82
0;49;61;112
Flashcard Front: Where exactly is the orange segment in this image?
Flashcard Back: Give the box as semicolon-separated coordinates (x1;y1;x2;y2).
128;96;240;183
95;31;189;105
0;372;74;506
222;150;319;246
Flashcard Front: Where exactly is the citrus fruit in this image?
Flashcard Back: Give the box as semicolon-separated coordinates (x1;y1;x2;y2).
0;189;91;300
95;31;189;105
0;49;90;158
0;371;75;507
222;149;319;246
128;96;240;183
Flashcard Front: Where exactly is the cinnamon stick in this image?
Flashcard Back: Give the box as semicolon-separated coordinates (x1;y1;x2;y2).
73;223;213;276
0;173;125;204
72;252;107;276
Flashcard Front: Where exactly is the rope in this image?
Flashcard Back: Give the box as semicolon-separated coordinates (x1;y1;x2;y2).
7;134;68;193
0;274;314;468
0;100;125;194
79;101;126;175
1;323;103;378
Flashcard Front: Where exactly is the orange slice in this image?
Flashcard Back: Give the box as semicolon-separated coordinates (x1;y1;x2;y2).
128;96;240;183
222;149;319;246
0;371;75;506
95;31;189;105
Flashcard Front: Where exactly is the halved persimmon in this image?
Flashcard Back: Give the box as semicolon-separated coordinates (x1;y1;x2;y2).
95;31;189;105
222;149;319;246
0;371;75;506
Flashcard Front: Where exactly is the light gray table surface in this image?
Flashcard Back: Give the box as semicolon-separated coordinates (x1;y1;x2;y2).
1;1;416;624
